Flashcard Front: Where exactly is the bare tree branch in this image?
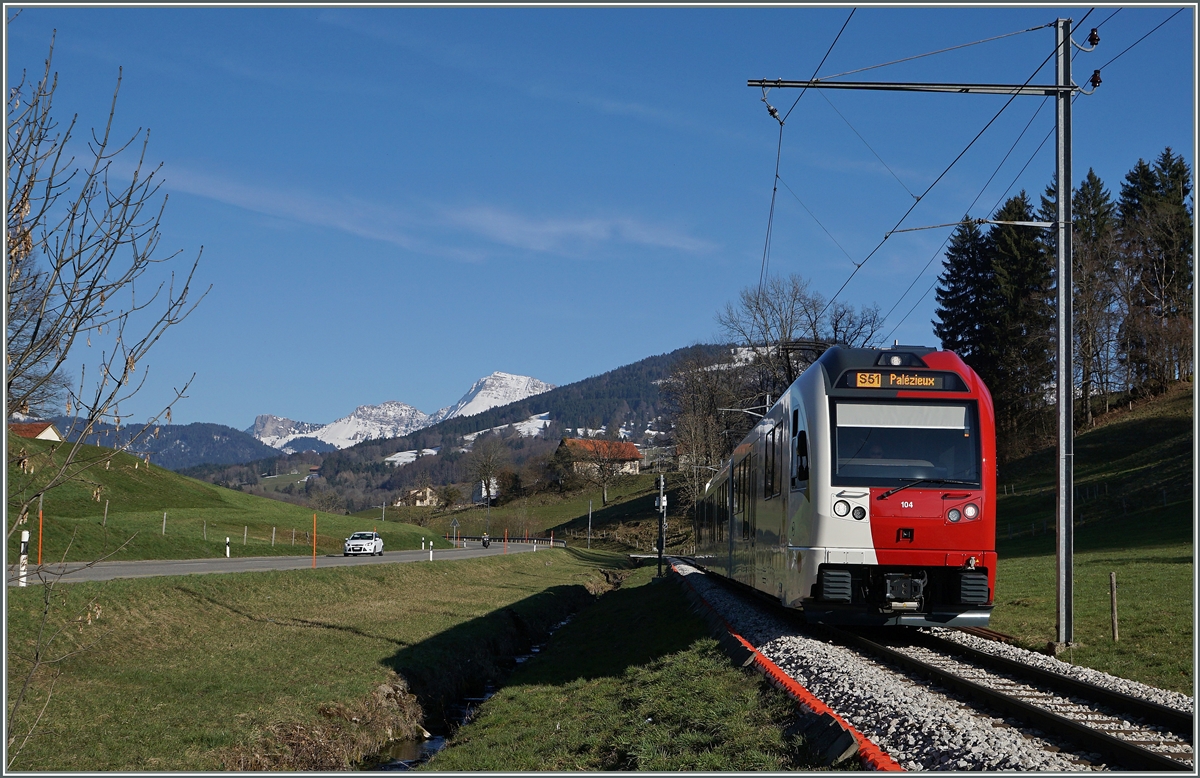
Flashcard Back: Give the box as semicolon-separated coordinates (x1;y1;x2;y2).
7;36;209;540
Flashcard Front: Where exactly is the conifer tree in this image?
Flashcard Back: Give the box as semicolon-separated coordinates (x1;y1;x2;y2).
933;217;994;367
988;191;1055;445
1072;168;1119;422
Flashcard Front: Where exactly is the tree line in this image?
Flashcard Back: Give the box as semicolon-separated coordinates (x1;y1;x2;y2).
935;147;1192;457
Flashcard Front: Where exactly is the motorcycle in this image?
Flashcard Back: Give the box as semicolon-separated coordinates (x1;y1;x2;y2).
482;535;491;549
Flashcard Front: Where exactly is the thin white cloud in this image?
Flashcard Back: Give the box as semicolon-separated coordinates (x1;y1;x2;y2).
441;205;716;254
157;165;713;259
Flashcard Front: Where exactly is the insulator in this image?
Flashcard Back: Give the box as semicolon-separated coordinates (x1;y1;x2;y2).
1088;28;1100;47
1089;70;1102;89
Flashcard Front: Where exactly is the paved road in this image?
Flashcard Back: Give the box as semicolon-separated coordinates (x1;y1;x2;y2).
7;542;544;586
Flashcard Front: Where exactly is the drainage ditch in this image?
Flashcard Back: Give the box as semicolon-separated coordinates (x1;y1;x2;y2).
362;617;573;771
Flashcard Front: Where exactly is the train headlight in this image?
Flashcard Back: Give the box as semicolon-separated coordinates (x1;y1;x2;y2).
889;354;903;366
833;500;851;517
851;506;866;520
948;508;962;522
964;503;979;519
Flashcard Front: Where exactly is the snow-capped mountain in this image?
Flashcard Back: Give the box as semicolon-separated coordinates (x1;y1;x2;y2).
308;401;432;450
245;414;324;449
248;372;554;452
432;372;555;423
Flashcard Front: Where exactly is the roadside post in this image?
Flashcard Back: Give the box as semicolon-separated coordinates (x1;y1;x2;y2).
1110;572;1119;641
37;493;43;566
18;530;29;587
451;518;459;548
103;499;108;527
163;512;167;535
504;528;508;554
312;514;317;568
655;475;667;577
225;537;230;558
588;500;592;549
272;527;276;547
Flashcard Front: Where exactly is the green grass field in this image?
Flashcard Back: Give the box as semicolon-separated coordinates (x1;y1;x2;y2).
422;565;822;771
990;382;1193;693
5;548;619;771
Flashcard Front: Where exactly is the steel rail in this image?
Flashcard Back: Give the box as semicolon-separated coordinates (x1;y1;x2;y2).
919;631;1194;737
826;626;1191;771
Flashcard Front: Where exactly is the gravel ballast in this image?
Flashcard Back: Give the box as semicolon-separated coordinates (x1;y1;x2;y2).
672;561;1194;772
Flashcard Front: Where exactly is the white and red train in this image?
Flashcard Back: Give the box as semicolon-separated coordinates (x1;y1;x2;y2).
690;345;996;627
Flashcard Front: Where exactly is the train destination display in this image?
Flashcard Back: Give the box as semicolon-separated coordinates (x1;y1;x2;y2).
838;370;965;391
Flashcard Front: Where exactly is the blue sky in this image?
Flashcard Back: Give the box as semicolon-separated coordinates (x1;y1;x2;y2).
6;5;1195;429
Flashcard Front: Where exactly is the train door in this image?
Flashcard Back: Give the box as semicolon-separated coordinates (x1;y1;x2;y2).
790;405;812;543
758;416;785;598
732;452;755;586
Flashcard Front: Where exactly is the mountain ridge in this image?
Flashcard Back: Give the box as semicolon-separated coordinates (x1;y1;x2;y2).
245;371;556;452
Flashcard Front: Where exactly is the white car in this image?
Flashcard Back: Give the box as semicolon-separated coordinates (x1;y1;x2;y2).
344;531;384;556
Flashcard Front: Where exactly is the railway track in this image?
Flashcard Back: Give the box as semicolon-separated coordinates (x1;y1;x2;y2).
825;625;1194;771
675;561;1194;771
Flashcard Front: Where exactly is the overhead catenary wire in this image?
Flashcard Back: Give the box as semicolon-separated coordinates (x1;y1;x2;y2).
881;7;1180;342
759;8;855;290
757;124;784;292
879;8;1122;331
819;21;1055;81
817;90;919;200
878;96;1052;326
778;176;861;267
1096;8;1183;71
815;40;1061;323
781;9;856;124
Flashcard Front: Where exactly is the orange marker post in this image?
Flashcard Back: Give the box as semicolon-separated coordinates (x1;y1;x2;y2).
504;528;508;554
312;513;317;568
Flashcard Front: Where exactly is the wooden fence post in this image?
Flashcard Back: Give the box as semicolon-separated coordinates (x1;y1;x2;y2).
1110;572;1119;641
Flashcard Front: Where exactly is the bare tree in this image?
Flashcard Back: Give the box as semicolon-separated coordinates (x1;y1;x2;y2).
7;37;208;539
660;350;742;518
716;273;881;408
5;36;208;768
465;434;509;529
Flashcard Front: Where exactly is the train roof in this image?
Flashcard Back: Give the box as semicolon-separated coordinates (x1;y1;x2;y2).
815;344;935;375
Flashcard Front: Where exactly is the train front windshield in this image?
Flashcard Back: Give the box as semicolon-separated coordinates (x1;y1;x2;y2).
832;401;980;487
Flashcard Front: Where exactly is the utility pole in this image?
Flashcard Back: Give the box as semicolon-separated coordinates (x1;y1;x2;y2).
1053;18;1075;649
748;18;1092;646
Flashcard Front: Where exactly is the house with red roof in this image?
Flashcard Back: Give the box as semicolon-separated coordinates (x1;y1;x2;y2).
558;438;643;476
8;421;63;442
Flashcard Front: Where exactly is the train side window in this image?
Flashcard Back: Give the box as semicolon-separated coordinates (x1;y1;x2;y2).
793;430;809;487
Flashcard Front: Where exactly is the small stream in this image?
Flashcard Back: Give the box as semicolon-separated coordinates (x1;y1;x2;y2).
363;618;571;771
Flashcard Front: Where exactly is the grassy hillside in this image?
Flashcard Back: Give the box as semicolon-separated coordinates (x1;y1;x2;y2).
991;381;1193;692
6;436;439;563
